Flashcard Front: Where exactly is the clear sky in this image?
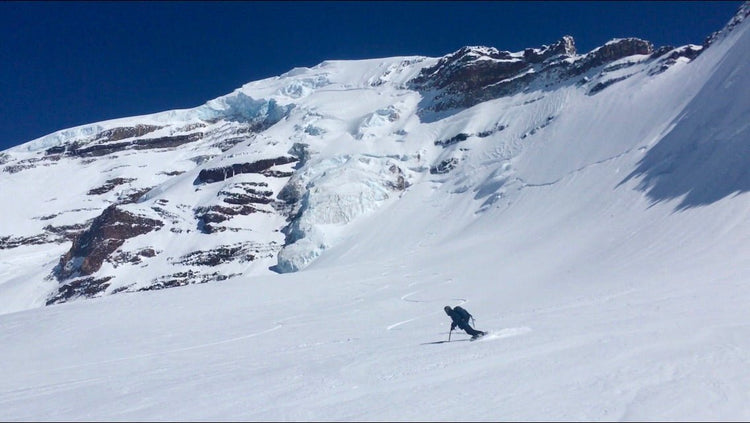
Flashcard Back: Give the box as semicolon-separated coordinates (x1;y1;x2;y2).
0;1;742;151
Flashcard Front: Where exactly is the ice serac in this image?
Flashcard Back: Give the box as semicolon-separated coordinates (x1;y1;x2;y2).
273;155;410;273
0;2;748;312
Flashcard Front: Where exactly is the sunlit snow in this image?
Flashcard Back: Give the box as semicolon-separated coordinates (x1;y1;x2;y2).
1;7;750;421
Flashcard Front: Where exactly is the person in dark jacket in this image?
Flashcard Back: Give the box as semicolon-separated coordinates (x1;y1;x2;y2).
444;305;486;338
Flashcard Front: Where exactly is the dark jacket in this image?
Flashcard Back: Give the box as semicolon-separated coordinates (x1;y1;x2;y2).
444;305;484;337
444;305;473;331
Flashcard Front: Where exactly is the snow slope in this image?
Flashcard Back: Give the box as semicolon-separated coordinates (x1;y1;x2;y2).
1;4;750;421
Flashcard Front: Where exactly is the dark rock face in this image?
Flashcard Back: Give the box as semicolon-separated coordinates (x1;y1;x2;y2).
87;178;136;195
168;242;272;267
39;120;264;161
587;75;631;95
219;183;275;205
194;204;266;233
211;136;250;152
139;270;240;291
648;45;704;76
93;124;162;143
410;36;661;114
432;126;508;149
174;246;252;266
118;187;155;204
572;38;653;73
53;205;163;281
412;46;528;92
435;133;469;148
43;222;90;242
3;155;61;174
0;222;89;250
41;124;204;158
159;170;186;176
68;133;204;157
194;181;283;233
0;234;54;249
430;158;459;175
520;116;556;138
46;276;114;305
524;35;577;63
44;146;66;155
195;156;298;184
477;123;507;138
410;41;568;112
107;247;158;268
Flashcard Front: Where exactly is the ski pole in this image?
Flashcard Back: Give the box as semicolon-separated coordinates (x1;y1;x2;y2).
448;328;452;342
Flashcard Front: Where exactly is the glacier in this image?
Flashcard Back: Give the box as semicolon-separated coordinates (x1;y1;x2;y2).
0;2;750;420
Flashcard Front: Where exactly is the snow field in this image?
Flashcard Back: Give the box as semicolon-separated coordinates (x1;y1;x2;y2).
1;8;750;420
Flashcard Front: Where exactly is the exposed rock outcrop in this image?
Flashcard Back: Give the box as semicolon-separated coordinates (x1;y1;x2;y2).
53;205;163;281
572;38;653;73
139;270;241;291
87;178;137;196
107;247;158;268
195;156;298;184
0;234;55;250
194;181;285;234
410;36;659;113
67;133;204;157
168;242;276;267
46;276;114;305
411;45;529;94
93;124;162;143
523;35;576;63
0;222;90;250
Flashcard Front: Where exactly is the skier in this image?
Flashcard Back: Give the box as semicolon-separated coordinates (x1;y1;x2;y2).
444;305;486;339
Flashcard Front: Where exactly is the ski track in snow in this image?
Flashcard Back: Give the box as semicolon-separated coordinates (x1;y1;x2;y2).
388;277;467;330
519;145;646;188
387;318;416;331
481;326;533;341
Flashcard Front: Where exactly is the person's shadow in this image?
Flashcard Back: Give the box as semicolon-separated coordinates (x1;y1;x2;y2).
421;339;470;345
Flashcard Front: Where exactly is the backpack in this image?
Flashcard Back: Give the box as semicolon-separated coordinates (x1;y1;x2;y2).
453;306;475;326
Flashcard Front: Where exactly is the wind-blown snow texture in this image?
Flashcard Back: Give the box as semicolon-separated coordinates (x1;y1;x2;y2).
1;3;750;420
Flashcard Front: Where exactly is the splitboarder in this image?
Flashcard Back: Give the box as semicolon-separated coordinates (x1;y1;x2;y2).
444;305;486;340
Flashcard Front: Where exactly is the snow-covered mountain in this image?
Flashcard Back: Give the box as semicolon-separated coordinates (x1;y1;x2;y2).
1;3;749;420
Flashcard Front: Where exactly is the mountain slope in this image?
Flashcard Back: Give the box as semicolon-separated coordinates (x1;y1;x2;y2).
0;21;735;313
0;3;750;420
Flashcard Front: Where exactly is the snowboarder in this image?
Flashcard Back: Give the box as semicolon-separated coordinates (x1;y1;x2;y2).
444;305;486;340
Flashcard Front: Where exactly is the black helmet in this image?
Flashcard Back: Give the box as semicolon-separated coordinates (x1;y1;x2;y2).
444;306;452;314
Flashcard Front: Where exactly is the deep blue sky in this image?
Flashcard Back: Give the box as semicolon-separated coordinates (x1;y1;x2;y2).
0;1;742;150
